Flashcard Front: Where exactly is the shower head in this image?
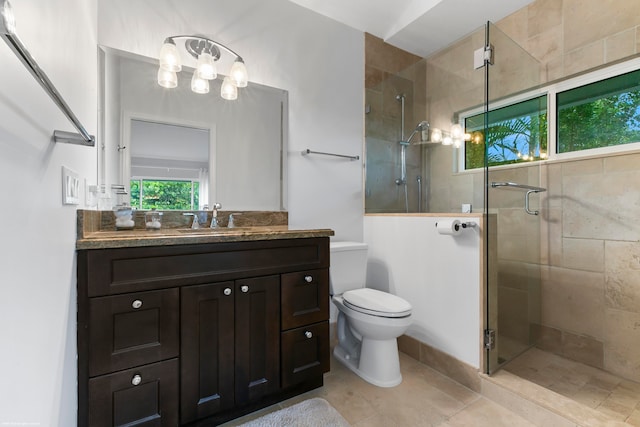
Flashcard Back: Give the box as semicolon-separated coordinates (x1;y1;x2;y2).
404;121;430;144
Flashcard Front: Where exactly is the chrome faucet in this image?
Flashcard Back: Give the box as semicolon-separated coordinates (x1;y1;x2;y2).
227;212;242;228
210;203;222;228
183;212;200;229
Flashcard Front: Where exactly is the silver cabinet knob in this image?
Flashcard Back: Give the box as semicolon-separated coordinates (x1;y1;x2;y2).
132;300;143;309
304;331;313;339
241;285;249;293
304;275;313;283
131;374;142;386
223;288;232;296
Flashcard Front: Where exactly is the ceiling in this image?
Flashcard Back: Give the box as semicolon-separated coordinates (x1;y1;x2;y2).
287;0;535;57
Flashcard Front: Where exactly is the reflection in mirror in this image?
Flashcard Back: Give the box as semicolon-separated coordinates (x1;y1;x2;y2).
129;119;210;210
98;46;288;211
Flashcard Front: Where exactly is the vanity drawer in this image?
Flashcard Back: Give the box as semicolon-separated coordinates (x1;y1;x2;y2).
281;322;330;388
281;269;329;330
88;358;178;427
88;288;179;377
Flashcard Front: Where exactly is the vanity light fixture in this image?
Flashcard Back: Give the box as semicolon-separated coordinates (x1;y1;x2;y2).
158;35;248;100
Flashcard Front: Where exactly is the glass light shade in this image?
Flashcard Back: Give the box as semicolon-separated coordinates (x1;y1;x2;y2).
221;76;238;100
190;71;209;94
157;68;177;88
159;41;182;72
0;0;16;35
197;52;217;80
430;128;443;143
442;136;453;146
451;123;464;140
229;59;248;88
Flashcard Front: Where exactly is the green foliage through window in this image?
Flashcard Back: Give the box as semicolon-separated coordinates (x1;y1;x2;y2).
465;96;548;169
130;179;199;210
557;68;640;153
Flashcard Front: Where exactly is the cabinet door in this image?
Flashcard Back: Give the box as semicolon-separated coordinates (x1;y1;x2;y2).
235;275;281;405
281;322;330;388
88;358;178;427
89;288;179;377
181;282;235;424
281;269;329;330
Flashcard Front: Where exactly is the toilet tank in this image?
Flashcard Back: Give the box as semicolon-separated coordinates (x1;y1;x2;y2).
329;241;368;295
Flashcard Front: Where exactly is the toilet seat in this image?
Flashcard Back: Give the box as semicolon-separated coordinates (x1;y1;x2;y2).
342;288;412;318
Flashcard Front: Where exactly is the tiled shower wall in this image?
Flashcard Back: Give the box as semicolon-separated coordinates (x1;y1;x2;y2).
494;0;640;382
364;34;426;213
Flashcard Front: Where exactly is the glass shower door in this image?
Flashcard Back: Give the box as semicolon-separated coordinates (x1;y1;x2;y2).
484;22;545;374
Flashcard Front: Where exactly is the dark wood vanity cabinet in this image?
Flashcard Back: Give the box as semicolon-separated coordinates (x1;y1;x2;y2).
180;276;280;424
77;237;329;427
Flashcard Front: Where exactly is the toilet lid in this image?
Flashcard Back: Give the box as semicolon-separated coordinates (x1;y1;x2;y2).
342;288;412;318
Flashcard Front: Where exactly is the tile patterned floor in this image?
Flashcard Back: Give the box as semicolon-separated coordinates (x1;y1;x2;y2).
223;352;536;426
504;348;640;426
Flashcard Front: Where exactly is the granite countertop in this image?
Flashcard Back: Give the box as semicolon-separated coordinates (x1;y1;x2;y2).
76;226;335;250
76;209;333;250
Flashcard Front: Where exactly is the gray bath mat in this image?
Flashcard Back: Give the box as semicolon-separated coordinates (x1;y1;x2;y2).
237;398;350;427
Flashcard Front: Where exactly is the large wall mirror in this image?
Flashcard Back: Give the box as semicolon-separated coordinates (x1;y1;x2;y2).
98;46;288;211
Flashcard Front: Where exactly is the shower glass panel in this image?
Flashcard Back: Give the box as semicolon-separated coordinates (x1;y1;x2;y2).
484;22;544;374
365;59;427;213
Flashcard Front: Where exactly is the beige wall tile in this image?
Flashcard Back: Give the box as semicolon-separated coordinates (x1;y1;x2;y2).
541;266;605;339
496;7;529;48
561;158;603;176
605;28;637;63
604;309;640;382
564;40;605;77
605;241;640;313
528;0;563;38
561;331;604;369
527;25;563;64
563;168;640;241
563;0;640;52
562;238;604;272
604;152;640;173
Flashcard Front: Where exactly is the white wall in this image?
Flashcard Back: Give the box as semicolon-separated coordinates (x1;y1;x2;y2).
364;215;482;368
98;0;365;241
0;1;97;426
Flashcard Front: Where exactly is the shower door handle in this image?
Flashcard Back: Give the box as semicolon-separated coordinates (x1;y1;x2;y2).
525;190;540;216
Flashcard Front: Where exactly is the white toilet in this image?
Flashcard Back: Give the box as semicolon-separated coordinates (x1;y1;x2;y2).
330;241;412;387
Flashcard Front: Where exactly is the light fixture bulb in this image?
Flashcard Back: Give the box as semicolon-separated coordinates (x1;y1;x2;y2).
190;71;209;94
451;123;464;140
442;136;453;146
430;128;443;143
0;0;16;35
229;59;248;88
221;76;238;100
157;68;178;88
453;139;462;148
159;40;182;72
197;52;217;80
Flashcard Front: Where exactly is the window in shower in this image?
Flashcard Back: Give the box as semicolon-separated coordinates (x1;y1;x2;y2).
557;68;640;153
464;95;548;170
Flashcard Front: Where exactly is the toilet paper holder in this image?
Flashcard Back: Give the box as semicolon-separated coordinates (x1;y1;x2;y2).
435;221;477;232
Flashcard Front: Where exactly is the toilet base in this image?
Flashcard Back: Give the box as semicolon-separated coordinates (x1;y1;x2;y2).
333;338;403;388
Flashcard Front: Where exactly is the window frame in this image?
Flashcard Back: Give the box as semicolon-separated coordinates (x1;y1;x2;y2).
458;56;640;172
